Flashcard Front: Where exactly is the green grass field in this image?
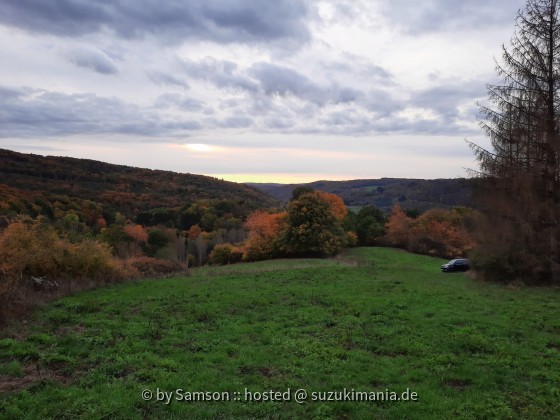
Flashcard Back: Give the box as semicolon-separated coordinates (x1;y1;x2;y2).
1;248;559;419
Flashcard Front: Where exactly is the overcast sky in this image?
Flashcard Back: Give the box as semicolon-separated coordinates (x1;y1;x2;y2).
0;0;526;183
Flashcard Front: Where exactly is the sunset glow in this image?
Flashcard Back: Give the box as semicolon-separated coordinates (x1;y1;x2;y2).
183;143;217;153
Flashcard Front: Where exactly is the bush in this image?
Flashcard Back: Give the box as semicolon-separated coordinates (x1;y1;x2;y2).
0;218;124;325
63;240;118;279
383;206;477;259
0;219;65;283
128;256;183;276
209;243;243;265
345;231;359;247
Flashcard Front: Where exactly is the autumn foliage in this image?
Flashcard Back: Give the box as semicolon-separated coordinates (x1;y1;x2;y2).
242;190;351;260
0;218;122;325
123;224;148;256
384;205;410;248
383;205;477;259
315;191;347;221
242;210;287;261
0;216;193;325
208;243;244;265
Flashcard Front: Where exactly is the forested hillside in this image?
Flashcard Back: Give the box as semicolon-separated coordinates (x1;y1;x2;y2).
0;148;278;227
248;178;474;213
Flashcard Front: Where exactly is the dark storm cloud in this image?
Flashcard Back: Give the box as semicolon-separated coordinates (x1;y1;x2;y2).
0;86;201;138
379;0;525;34
67;47;118;74
0;0;310;45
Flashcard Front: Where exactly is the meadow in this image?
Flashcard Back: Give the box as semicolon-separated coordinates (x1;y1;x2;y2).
1;247;559;419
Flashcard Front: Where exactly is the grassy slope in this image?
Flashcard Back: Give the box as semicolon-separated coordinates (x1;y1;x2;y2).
1;248;559;419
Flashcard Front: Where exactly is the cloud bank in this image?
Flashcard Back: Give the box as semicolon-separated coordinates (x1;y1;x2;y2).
0;0;526;180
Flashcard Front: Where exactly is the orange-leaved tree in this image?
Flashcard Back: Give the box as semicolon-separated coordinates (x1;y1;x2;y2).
408;208;476;258
123;224;148;256
243;210;287;261
384;204;411;248
384;206;477;258
316;191;348;221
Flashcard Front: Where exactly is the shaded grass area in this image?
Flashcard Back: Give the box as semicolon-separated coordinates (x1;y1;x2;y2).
1;247;560;418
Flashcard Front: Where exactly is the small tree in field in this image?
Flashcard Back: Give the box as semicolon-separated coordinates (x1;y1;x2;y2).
280;192;346;257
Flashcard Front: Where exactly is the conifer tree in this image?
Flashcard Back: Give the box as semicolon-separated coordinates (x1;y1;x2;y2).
469;0;560;283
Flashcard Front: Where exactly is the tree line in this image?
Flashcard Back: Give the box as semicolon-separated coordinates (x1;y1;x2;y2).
0;180;480;325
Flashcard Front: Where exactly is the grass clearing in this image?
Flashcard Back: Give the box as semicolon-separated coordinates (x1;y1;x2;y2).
1;247;559;418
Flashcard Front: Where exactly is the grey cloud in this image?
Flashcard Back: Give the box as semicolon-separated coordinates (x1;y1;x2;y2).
218;99;246;111
0;73;482;142
202;115;254;129
264;117;294;129
0;0;310;45
67;47;118;74
320;110;360;127
180;58;259;93
179;56;392;111
0;86;27;100
322;53;393;82
371;114;478;137
362;89;403;117
155;94;204;111
148;72;189;89
203;0;309;42
217;116;254;129
411;81;485;119
379;0;525;34
250;61;362;106
0;0;110;37
250;62;325;103
0;79;480;141
0;86;201;138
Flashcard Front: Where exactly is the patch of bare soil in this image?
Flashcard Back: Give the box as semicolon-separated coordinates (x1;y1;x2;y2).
0;364;73;395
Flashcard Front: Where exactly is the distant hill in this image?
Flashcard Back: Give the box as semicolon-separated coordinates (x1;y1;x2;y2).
247;178;474;213
0;149;278;226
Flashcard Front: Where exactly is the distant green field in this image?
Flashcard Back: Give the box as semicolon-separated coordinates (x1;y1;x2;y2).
346;206;364;213
1;248;559;419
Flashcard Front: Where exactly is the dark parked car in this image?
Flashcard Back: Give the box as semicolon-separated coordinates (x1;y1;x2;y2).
441;258;470;273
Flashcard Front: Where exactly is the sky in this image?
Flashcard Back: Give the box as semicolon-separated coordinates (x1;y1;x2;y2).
0;0;526;183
